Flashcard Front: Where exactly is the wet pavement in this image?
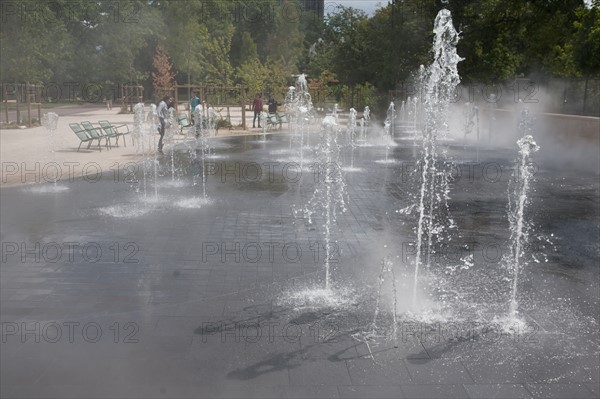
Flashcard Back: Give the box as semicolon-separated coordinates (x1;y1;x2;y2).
1;130;598;398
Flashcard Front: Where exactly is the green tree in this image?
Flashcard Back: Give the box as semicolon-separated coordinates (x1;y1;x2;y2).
0;0;72;83
236;58;268;95
199;25;235;85
573;4;600;76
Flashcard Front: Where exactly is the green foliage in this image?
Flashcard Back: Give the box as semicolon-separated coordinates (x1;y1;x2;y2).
236;58;268;95
1;0;597;106
0;0;72;83
198;25;235;86
573;5;600;76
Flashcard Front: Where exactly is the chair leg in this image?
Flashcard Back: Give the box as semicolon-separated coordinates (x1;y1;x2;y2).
78;142;83;152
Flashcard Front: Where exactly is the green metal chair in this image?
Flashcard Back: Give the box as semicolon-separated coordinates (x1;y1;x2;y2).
81;121;111;149
177;114;192;134
266;113;279;131
277;113;288;128
69;123;101;152
98;120;132;147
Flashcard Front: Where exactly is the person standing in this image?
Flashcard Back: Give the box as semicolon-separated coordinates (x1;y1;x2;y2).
252;93;263;128
268;96;278;113
157;95;171;154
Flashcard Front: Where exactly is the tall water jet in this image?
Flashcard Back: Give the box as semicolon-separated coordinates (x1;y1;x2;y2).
412;9;463;305
207;106;217;137
463;102;480;161
399;100;406;127
286;74;314;166
382;102;395;162
486;94;498;142
41;112;61;189
261;110;268;141
385;102;395;140
167;107;180;184
359;106;371;144
346;108;358;170
42;112;59;154
303;116;347;289
517;100;535;139
134;103;148;197
193;103;204;139
507;135;540;320
410;65;427;154
193;104;210;200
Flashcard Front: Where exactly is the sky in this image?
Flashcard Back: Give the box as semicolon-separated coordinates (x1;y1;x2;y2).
325;0;596;16
324;0;386;16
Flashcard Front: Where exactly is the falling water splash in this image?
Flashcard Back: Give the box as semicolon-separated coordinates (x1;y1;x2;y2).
97;103;151;218
507;135;540;320
371;257;398;344
351;256;399;359
303;116;347;290
413;9;463;305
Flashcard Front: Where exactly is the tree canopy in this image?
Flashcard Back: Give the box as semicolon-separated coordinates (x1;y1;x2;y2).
1;0;597;102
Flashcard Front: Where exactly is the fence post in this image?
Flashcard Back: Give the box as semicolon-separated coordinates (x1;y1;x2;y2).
27;102;31;127
582;77;589;116
16;101;20;125
241;85;246;130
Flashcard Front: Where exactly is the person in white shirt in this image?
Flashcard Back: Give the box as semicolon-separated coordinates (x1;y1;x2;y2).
156;96;172;154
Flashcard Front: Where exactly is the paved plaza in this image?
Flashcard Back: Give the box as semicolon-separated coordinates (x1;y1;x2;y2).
1;114;599;398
